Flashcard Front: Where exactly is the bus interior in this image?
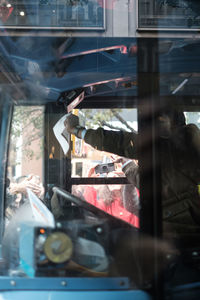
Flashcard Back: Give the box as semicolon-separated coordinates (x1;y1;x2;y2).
0;34;199;300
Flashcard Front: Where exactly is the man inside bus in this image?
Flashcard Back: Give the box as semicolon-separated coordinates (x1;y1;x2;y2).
64;109;200;247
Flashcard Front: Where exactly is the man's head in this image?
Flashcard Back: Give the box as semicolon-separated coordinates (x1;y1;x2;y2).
157;109;185;137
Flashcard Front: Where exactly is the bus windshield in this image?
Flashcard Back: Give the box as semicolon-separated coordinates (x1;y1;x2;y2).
0;33;199;299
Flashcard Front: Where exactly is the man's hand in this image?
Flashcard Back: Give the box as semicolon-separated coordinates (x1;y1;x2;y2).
10;174;45;200
64;113;80;135
26;181;45;200
64;113;86;138
112;156;130;165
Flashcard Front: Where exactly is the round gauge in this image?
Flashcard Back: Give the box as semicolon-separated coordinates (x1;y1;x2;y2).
44;232;73;264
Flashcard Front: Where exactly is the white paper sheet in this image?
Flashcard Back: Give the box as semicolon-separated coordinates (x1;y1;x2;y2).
53;114;70;155
27;189;55;228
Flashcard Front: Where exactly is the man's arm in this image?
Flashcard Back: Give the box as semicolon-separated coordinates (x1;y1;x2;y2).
65;113;138;159
84;128;138;158
122;160;140;188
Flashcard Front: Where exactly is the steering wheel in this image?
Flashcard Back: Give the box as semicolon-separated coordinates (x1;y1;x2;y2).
52;186;109;217
52;186;136;231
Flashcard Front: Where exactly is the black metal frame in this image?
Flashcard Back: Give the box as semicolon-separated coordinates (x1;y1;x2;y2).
137;38;163;299
0;94;13;241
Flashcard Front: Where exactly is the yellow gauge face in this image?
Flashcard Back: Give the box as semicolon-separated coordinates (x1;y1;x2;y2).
44;232;73;263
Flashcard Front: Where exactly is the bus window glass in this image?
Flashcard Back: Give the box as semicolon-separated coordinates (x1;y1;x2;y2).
70;107;140;226
2;102;144;286
71;108;138;178
138;0;200;30
5;105;45;225
159;106;200;287
2;34;200;296
185;111;200;128
72;183;140;227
